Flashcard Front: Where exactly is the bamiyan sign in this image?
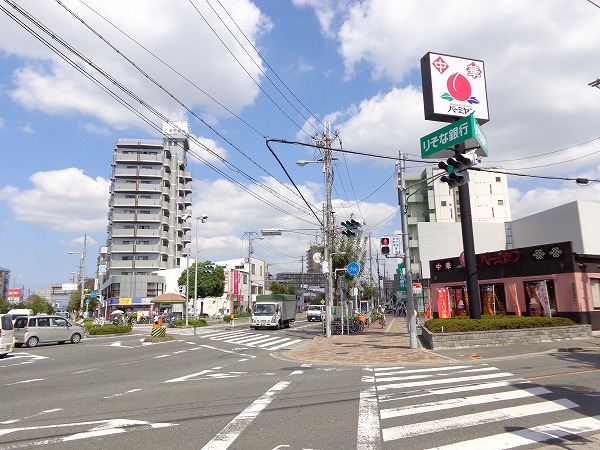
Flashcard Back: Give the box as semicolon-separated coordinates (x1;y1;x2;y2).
421;52;489;124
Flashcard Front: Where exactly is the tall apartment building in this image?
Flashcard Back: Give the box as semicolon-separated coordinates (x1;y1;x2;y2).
403;167;511;280
100;121;192;302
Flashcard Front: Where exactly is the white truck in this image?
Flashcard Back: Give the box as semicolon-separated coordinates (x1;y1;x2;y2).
251;295;296;330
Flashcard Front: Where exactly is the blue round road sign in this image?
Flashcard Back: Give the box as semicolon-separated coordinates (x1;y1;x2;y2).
90;291;97;298
347;262;360;276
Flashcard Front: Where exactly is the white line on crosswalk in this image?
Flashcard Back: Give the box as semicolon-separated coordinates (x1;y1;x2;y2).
373;365;475;377
378;379;531;402
265;339;303;350
380;387;550;419
375;366;499;384
428;415;600;450
382;398;579;441
377;371;515;391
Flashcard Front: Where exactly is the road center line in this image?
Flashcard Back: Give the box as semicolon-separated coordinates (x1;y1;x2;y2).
201;380;290;450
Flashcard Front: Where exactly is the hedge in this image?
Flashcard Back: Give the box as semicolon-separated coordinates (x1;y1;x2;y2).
88;324;133;335
424;315;577;333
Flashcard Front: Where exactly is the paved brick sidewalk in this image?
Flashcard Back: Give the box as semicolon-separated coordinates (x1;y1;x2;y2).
284;315;456;366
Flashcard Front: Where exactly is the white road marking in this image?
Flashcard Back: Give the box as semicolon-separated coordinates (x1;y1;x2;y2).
265;339;303;350
380;387;550;419
6;378;43;385
377;372;515;391
429;415;600;450
378;379;531;402
382;398;579;441
0;418;176;440
102;389;142;399
357;369;381;450
196;344;256;358
201;380;290;450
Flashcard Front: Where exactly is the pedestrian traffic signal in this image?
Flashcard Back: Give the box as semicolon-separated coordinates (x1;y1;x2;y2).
380;236;390;256
438;152;478;188
341;218;361;237
204;264;216;274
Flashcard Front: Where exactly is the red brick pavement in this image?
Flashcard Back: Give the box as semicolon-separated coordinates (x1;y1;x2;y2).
284;315;456;366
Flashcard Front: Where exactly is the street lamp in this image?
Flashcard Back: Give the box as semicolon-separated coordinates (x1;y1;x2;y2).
194;215;208;317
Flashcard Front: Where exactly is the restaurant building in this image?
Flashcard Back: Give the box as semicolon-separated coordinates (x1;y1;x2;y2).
429;241;600;330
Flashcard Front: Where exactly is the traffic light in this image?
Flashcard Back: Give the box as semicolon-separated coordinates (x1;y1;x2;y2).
438;152;478;188
341;218;361;237
380;236;390;256
204;264;216;274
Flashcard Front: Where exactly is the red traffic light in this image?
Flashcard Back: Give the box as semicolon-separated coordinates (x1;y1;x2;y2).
380;237;390;256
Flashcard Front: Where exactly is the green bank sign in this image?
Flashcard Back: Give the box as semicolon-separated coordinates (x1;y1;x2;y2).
420;114;488;159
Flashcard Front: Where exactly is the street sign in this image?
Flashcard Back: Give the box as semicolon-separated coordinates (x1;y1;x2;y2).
398;263;406;292
90;291;97;298
347;262;360;276
420;114;488;159
391;235;401;257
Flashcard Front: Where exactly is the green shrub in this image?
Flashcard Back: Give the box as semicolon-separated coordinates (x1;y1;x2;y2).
223;313;250;323
173;319;207;327
88;324;133;335
424;315;577;333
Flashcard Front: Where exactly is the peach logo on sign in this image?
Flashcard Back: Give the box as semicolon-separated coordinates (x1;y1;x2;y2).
434;58;483;105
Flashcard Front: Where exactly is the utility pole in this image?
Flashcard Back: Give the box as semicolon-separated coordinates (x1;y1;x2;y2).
314;121;340;338
244;231;263;313
80;235;87;311
398;152;418;349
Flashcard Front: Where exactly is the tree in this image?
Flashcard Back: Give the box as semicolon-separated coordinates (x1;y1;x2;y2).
27;294;53;314
331;229;368;306
178;261;225;314
269;281;289;295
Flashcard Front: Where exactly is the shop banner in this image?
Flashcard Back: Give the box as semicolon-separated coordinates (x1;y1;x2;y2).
424;288;432;319
507;283;521;316
481;286;494;315
536;281;552;317
436;288;451;318
233;270;239;295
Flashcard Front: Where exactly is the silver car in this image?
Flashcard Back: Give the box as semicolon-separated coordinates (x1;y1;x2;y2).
13;315;85;348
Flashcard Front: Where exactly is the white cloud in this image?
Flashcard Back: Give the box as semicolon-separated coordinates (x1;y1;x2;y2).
18;121;34;134
0;168;110;233
1;0;271;129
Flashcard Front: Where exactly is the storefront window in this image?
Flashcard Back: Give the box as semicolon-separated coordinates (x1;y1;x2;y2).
591;279;600;309
524;280;556;317
479;284;506;315
448;287;468;316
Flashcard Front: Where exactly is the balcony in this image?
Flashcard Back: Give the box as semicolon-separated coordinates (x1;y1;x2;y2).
113;167;163;179
112;182;162;193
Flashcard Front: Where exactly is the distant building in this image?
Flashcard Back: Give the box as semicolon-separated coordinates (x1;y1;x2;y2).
101;121;192;308
404;167;511;281
0;267;9;301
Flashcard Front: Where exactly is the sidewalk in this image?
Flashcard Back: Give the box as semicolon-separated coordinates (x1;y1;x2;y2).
283;316;600;366
284;316;455;366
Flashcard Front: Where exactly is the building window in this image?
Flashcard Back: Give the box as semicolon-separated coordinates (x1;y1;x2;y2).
441;201;447;206
251;263;256;275
591;279;600;309
496;177;501;182
498;200;504;205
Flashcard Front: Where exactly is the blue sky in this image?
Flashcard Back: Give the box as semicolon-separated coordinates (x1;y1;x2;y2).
1;0;599;294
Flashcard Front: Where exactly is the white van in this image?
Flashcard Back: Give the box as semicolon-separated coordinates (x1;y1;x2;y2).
0;314;15;358
307;304;326;322
7;309;33;321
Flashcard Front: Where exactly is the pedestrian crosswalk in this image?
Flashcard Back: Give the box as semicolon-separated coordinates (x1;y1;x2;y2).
359;364;600;449
175;328;305;351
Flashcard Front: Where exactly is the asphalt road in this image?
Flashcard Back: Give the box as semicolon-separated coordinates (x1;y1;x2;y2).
1;321;599;449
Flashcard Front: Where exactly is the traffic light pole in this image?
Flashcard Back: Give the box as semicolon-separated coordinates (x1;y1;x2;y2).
456;144;481;319
398;152;418;349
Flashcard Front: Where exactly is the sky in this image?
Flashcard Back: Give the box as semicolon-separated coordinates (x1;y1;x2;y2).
1;0;599;295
